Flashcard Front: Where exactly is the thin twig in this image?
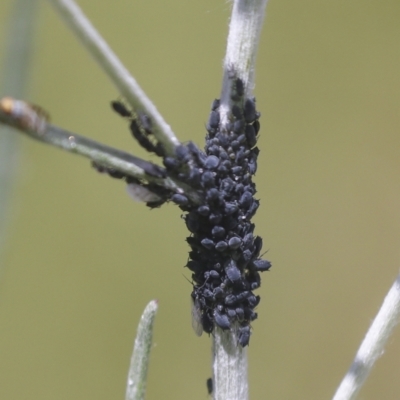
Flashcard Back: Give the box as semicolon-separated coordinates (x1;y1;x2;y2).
212;1;269;400
47;0;180;156
219;0;269;128
213;328;248;400
126;300;158;400
332;272;400;400
0;108;201;204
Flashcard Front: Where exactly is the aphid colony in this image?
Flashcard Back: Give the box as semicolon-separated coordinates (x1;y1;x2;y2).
104;77;271;346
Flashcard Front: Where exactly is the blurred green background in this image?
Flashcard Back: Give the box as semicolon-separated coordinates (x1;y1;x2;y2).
1;0;400;399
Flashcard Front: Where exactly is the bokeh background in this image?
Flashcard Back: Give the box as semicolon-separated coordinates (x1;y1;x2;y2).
1;1;400;399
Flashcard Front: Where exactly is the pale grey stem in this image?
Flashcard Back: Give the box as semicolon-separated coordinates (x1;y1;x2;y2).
213;328;248;400
333;272;400;400
47;0;180;156
212;1;269;400
219;0;269;128
0;0;39;251
0;110;201;203
126;300;158;400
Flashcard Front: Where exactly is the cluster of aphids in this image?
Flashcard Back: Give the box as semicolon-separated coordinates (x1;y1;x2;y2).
106;77;271;347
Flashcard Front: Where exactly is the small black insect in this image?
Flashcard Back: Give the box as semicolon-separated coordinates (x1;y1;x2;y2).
111;100;132;118
206;377;213;395
237;325;251;347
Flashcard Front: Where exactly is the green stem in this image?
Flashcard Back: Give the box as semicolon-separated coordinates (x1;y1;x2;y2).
0;109;201;203
47;0;180;156
126;300;158;400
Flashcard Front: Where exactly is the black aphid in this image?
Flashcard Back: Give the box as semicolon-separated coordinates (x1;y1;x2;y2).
111;100;131;118
111;100;165;157
206;378;213;395
105;75;270;347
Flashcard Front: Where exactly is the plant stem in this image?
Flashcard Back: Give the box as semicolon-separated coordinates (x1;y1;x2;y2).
47;0;180;156
126;300;158;400
212;1;269;399
332;273;400;400
0;109;201;203
219;0;269;127
213;328;248;400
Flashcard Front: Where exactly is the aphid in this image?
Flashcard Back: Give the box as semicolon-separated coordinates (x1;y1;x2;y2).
227;308;237;318
225;260;241;284
185;213;200;234
111;100;132;118
253;236;263;257
175;144;190;161
163;156;181;170
0;97;49;133
246;200;259;219
211;225;226;239
211;99;220;111
206;188;220;202
191;297;204;337
209;213;222;224
200;238;215;250
129;120;157;154
214;309;231;330
207;110;220;132
223;216;238;231
239;191;253;208
248;156;258;175
242;249;253;262
197;205;210;216
204;155;220;170
106;169;125;179
201;171;215;187
248;272;261;290
139;113;152;134
225;294;238;306
245;124;257;148
221;177;235;192
187;260;204;273
248;294;261;308
202;312;214;334
228;237;242;249
224;203;238;215
235;307;245;321
126;183;162;203
235;77;245;97
231;166;242;175
206;270;220;280
206;144;220;156
111;100;165;156
243;98;256;123
171;193;189;206
231;105;242;120
187;141;207;165
188;167;202;186
213;287;224;298
231;140;240;150
206;378;213;395
215;241;228;252
251;259;272;272
233;120;245;134
237;326;251;347
242;232;253;246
